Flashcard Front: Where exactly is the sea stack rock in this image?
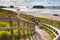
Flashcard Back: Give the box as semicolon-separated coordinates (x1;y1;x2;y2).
33;5;45;9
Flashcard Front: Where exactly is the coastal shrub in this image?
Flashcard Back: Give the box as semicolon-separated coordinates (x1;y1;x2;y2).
0;24;6;27
39;25;56;39
0;33;10;40
0;9;18;18
36;17;60;29
19;14;60;29
0;9;32;40
19;13;60;39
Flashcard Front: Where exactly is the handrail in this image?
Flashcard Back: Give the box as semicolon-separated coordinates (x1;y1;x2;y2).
41;23;60;34
41;25;57;36
0;16;58;40
0;17;34;24
0;8;43;40
39;22;60;40
0;17;42;40
0;27;34;30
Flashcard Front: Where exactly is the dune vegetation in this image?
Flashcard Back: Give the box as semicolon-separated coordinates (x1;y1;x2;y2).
0;9;59;40
19;13;60;39
0;9;18;18
0;9;31;40
19;13;60;29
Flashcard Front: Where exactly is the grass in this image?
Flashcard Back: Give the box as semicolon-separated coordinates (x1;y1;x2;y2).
0;9;32;40
19;13;60;39
0;9;18;18
0;21;31;40
38;24;56;39
19;13;60;29
36;17;60;29
0;33;21;40
1;9;59;40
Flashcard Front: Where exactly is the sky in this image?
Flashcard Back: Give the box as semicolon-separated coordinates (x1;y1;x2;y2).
24;0;60;3
24;0;60;6
0;0;60;6
0;0;60;14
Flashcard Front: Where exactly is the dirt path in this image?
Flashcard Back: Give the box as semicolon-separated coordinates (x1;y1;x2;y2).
35;26;52;40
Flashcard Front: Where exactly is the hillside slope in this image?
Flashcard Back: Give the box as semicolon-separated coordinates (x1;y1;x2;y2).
0;9;18;18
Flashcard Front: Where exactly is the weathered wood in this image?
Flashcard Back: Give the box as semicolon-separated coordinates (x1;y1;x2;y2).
0;27;16;30
0;17;36;40
17;21;20;34
9;16;13;36
17;21;20;40
23;22;27;40
0;17;34;24
0;27;34;30
30;23;35;35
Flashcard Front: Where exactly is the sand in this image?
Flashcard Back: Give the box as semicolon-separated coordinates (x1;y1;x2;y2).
21;12;60;21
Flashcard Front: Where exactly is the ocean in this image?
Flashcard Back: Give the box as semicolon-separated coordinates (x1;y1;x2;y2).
45;6;60;9
2;6;60;14
20;6;60;14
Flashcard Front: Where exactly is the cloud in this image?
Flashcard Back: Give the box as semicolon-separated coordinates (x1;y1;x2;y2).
0;0;60;6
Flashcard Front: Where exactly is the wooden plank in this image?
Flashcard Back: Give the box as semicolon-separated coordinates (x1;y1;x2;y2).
0;27;34;30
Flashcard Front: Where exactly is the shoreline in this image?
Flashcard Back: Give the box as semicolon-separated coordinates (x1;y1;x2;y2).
20;11;60;21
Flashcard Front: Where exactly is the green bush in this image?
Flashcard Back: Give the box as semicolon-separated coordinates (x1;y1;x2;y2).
19;14;60;29
19;14;59;39
0;24;6;27
0;33;10;40
39;25;55;39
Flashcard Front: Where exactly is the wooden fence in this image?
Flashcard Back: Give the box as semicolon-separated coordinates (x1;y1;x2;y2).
0;16;36;40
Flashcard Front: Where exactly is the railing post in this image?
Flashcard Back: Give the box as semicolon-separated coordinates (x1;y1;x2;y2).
9;16;14;40
30;23;36;40
17;20;20;40
31;23;35;35
9;16;13;35
27;22;31;40
23;21;26;40
17;21;20;34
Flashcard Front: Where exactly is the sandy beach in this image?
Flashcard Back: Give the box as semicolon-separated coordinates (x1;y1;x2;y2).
21;12;60;21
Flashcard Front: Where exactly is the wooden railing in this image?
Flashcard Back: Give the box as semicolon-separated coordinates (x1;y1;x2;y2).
0;16;36;40
39;22;60;40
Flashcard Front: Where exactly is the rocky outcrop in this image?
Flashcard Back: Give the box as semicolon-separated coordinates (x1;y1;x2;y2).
33;5;45;9
0;6;7;8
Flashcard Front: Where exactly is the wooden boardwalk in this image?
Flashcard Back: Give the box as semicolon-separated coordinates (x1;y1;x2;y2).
0;16;60;40
0;17;42;40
